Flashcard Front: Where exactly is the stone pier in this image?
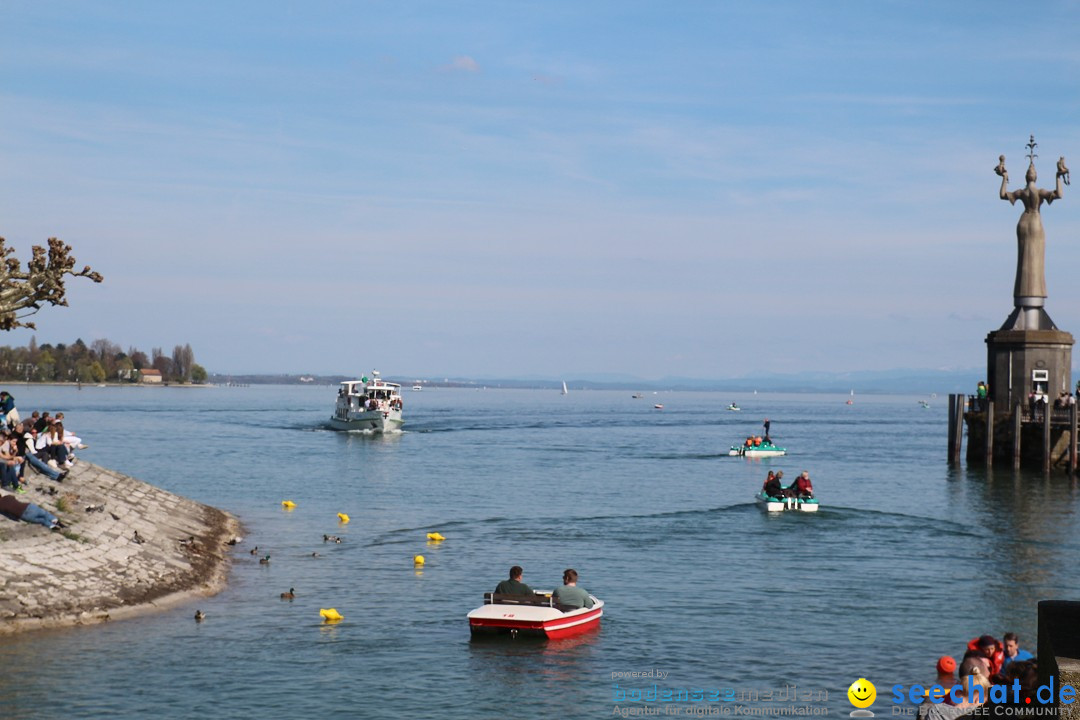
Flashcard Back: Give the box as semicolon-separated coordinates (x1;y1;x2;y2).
0;462;238;634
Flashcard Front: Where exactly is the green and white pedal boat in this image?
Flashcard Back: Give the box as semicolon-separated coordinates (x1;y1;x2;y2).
755;491;819;512
729;441;786;457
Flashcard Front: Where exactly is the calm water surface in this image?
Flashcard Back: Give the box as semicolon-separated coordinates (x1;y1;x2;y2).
1;386;1077;719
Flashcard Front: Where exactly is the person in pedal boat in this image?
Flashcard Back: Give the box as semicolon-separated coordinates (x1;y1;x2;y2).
791;471;814;499
494;565;534;596
552;568;594;610
762;471;785;498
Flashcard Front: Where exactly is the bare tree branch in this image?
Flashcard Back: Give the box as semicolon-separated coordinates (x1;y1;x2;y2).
0;237;103;330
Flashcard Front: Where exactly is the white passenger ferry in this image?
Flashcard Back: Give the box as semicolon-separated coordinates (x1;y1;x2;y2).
329;370;403;432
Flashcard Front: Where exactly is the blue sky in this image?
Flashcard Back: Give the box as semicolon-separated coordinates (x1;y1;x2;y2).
2;1;1079;378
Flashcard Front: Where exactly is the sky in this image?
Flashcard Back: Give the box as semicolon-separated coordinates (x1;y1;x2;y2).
2;1;1080;379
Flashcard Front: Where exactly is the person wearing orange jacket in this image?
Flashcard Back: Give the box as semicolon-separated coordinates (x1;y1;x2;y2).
966;635;1004;678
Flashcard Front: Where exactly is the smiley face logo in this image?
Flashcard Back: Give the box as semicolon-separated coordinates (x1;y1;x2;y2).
847;678;876;709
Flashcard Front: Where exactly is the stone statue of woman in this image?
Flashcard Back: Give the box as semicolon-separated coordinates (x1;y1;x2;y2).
997;136;1067;309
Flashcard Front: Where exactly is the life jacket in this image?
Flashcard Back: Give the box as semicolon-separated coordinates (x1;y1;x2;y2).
965;638;1004;676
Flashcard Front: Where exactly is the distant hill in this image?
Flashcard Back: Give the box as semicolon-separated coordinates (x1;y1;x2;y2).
209;368;994;394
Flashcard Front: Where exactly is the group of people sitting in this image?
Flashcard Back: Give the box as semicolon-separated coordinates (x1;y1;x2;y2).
493;565;595;610
918;632;1037;720
0;410;86;493
761;470;814;499
0;402;87;531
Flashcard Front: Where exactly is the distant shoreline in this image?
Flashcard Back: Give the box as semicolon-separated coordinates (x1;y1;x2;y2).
7;381;212;388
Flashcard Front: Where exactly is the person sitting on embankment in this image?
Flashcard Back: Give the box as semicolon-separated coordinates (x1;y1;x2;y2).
0;431;25;493
54;413;88;453
14;423;67;482
34;420;70;469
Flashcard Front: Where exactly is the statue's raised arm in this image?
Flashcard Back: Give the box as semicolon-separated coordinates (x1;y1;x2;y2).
996;155;1016;203
1039;155;1067;205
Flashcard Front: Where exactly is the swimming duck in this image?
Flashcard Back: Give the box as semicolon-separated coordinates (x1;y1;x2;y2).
194;610;206;622
280;588;295;600
249;546;259;555
323;534;342;543
259;554;271;565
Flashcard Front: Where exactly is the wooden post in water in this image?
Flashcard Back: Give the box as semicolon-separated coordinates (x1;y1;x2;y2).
947;394;957;463
1043;404;1052;473
1013;402;1022;469
952;396;965;463
985;401;994;465
1070;403;1078;474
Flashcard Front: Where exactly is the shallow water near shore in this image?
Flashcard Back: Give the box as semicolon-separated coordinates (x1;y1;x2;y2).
1;385;1078;719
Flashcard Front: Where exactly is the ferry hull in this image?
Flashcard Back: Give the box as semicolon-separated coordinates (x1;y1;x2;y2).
327;411;403;433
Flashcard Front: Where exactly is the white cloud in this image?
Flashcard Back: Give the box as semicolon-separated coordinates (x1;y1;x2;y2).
440;55;480;73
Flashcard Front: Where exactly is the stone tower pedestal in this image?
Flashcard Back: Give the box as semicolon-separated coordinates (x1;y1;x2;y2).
986;329;1074;416
986;310;1073;417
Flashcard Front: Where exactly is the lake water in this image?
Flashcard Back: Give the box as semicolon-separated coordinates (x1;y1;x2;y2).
1;385;1077;719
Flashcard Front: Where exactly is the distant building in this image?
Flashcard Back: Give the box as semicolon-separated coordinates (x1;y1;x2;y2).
139;368;163;384
299;376;315;383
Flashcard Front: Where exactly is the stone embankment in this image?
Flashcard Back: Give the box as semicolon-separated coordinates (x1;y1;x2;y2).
0;461;238;634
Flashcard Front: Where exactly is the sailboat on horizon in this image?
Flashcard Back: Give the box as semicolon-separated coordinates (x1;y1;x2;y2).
846;389;854;405
561;381;568;395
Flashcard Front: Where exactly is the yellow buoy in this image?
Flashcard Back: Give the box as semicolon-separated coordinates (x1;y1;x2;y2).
319;608;344;622
281;500;296;509
413;554;425;565
337;513;350;524
426;532;445;542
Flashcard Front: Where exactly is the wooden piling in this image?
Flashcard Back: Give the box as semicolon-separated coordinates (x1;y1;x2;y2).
952;396;965;463
1013;402;1022;470
1070;403;1078;474
1043;403;1052;473
985;401;994;465
947;394;957;464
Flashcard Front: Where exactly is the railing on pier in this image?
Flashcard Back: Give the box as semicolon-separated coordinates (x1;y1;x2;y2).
952;393;1079;473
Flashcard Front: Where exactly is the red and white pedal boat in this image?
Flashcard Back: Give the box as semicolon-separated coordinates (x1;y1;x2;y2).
467;592;604;639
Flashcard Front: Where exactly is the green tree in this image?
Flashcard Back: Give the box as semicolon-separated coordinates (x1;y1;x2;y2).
115;355;134;382
35;349;56;381
88;361;106;383
0;237;102;330
190;363;208;384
